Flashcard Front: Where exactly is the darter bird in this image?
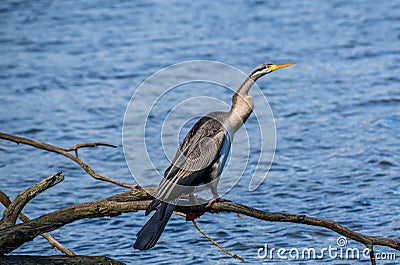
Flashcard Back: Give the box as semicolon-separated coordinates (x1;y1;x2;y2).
134;62;294;250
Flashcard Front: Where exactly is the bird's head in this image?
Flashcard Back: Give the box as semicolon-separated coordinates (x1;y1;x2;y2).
249;62;295;80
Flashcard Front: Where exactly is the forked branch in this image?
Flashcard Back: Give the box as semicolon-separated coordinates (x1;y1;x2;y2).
63;142;117;157
0;132;135;189
0;191;75;256
0;132;398;265
0;187;399;261
0;172;64;229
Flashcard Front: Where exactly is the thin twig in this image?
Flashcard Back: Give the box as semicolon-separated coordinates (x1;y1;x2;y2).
236;213;245;220
0;172;64;228
192;219;244;262
173;211;186;218
174;210;244;260
0;132;136;189
367;244;376;265
63;142;117;158
0;191;75;256
174;210;243;261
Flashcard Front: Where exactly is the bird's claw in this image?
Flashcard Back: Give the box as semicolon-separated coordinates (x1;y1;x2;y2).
206;197;230;208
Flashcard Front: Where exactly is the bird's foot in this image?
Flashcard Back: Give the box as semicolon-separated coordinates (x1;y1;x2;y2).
186;211;204;221
206;197;230;208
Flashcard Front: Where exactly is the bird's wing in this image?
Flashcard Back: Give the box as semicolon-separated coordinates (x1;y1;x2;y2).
156;115;228;202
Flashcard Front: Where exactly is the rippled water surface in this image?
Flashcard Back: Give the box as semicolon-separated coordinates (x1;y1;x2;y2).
1;1;399;264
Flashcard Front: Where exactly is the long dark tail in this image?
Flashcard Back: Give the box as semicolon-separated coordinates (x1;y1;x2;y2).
134;201;175;250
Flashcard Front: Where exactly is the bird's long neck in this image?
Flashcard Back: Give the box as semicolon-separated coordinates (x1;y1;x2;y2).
228;76;256;132
235;76;255;96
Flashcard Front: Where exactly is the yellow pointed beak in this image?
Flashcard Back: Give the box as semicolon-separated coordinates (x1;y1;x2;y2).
269;62;295;71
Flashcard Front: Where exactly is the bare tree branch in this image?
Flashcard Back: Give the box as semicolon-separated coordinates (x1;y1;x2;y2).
0;187;399;258
63;142;117;158
173;210;243;261
192;219;244;261
0;132;399;264
189;201;400;251
367;244;376;265
0;191;75;256
0;188;149;255
0;172;64;229
0;132;136;189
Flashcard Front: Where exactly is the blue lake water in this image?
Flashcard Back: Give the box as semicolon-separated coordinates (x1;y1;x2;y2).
0;0;399;264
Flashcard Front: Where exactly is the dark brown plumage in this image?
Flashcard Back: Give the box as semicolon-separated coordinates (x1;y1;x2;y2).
134;62;294;250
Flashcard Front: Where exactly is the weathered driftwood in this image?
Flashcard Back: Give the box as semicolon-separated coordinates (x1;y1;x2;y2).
1;186;399;259
0;255;125;265
1;132;399;265
0;172;64;229
0;190;75;256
